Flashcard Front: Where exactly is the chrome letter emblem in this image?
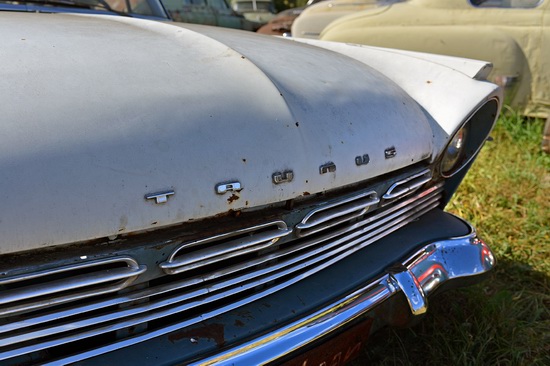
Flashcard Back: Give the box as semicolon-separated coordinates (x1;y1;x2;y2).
272;171;294;184
385;147;397;159
216;181;242;195
355;154;370;166
319;162;336;174
145;190;175;204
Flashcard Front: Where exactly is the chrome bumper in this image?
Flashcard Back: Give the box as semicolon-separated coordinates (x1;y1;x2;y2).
192;223;495;365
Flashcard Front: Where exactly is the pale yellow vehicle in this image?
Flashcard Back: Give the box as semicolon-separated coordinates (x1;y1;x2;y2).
292;0;402;39
320;0;550;150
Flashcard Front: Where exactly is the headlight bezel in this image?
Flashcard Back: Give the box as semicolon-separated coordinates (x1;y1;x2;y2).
439;98;500;178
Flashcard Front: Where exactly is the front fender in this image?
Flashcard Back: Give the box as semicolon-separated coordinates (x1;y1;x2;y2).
321;26;529;107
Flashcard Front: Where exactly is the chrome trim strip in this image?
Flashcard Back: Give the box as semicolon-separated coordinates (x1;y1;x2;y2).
160;221;291;275
0;257;146;317
295;190;379;238
192;223;494;366
383;169;431;200
0;256;141;285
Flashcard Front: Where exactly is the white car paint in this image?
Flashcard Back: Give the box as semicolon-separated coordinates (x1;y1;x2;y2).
0;13;500;254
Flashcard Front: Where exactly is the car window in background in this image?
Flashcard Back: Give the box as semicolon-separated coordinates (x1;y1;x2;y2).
111;0;156;15
0;0;168;17
470;0;543;8
235;0;273;12
210;0;230;9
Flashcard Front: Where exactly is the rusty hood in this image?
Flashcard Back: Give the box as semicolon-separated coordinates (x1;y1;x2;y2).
0;13;435;254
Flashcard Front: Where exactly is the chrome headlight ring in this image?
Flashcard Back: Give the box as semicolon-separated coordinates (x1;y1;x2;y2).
440;98;500;178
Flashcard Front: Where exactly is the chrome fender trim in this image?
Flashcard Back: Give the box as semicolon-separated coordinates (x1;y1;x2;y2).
192;220;495;366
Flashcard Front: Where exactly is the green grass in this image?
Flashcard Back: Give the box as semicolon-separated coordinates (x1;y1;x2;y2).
353;112;550;365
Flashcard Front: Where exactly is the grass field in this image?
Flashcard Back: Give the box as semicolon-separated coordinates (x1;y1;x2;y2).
353;112;550;365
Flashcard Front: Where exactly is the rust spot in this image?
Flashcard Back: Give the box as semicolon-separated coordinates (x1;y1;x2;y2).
168;323;225;348
227;194;240;203
241;56;245;59
234;320;245;327
303;192;311;196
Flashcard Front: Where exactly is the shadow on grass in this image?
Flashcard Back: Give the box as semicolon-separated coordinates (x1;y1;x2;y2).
351;259;550;365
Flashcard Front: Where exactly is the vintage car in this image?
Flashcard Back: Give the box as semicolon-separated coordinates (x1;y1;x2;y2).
230;0;276;25
319;0;550;151
0;0;261;30
0;0;170;18
291;0;402;39
256;6;303;35
0;6;501;366
160;0;261;30
256;0;320;35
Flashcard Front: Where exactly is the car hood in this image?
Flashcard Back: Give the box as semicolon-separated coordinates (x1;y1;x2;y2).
0;13;433;254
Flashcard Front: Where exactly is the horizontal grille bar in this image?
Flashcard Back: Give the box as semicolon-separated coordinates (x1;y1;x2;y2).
0;257;146;317
383;168;432;200
295;190;379;238
160;220;291;275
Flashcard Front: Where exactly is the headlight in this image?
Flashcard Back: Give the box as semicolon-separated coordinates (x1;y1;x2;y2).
440;99;499;178
441;125;468;175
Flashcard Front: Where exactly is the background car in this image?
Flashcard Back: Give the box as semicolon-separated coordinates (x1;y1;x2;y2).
1;5;502;366
256;0;324;35
318;0;550;151
0;0;169;18
0;0;261;30
291;0;402;39
162;0;260;30
231;0;276;25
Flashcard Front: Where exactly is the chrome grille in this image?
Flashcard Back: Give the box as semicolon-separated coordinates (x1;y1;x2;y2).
160;221;291;275
0;182;443;365
295;190;379;238
0;257;146;317
383;168;432;201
